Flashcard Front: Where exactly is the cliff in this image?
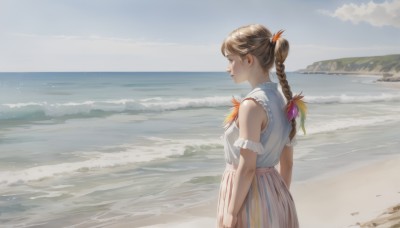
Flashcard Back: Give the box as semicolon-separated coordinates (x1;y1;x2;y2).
298;54;400;82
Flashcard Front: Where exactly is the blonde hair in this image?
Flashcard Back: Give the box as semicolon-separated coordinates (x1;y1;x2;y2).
221;24;296;141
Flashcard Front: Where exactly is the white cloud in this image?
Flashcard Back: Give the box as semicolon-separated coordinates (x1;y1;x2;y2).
322;0;400;28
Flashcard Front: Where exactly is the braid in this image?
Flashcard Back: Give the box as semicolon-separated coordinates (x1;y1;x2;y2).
275;61;297;141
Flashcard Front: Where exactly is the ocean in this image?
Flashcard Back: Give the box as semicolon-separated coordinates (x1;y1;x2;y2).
0;72;399;227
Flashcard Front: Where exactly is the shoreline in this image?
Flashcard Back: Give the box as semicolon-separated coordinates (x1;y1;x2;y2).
131;155;400;228
297;71;400;82
375;80;400;89
297;71;385;75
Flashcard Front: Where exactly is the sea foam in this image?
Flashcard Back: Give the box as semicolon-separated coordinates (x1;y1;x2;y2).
306;115;400;135
0;137;222;187
306;92;400;104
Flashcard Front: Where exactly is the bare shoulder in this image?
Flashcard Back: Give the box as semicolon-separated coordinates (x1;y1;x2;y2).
236;98;265;140
239;98;265;115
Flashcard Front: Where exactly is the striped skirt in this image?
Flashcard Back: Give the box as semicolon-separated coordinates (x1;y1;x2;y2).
216;164;299;228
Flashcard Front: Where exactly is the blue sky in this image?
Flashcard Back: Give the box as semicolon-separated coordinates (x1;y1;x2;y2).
0;0;399;71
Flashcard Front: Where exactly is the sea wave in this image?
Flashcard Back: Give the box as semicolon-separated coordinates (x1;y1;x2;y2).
305;93;400;104
1;93;399;120
0;96;231;120
306;115;400;135
0;137;223;187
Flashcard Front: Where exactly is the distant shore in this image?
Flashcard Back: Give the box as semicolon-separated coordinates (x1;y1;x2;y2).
297;71;400;82
298;54;400;82
297;71;385;75
376;80;400;89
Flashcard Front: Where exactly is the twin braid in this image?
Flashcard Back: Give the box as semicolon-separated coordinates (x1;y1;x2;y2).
275;61;297;141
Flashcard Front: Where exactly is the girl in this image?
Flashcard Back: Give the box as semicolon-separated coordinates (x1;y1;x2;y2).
217;24;306;228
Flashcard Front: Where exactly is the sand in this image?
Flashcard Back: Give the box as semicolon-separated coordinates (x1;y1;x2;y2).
131;156;400;228
375;81;400;89
293;156;400;227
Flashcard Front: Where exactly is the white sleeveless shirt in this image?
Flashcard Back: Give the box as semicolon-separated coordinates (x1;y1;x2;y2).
220;81;297;168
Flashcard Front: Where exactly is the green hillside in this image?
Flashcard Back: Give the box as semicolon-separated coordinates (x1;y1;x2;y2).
299;54;400;75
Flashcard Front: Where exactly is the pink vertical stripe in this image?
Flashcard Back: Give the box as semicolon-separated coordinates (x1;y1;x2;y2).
216;164;299;228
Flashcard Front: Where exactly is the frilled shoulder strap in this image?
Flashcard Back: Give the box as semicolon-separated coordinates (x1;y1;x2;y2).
243;90;272;133
233;137;265;155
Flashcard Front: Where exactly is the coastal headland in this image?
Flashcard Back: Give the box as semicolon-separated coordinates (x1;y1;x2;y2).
297;54;400;82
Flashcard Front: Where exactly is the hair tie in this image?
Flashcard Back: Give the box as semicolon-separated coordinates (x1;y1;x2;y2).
286;92;307;135
270;29;284;44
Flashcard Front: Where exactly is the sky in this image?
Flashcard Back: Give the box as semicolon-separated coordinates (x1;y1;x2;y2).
0;0;399;72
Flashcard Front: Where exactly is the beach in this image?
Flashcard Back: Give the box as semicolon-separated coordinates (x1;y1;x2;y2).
376;81;400;89
1;72;400;227
294;156;400;228
136;156;400;228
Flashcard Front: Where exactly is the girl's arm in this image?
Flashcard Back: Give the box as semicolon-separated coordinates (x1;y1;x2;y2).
227;149;257;216
279;144;294;189
227;99;264;217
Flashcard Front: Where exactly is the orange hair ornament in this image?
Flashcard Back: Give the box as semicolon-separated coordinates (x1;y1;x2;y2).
271;29;284;44
223;96;241;126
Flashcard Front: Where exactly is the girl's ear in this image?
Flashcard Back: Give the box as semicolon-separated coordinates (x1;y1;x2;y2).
245;54;254;65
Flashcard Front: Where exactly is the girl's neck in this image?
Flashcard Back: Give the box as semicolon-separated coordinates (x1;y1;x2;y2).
248;68;272;89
